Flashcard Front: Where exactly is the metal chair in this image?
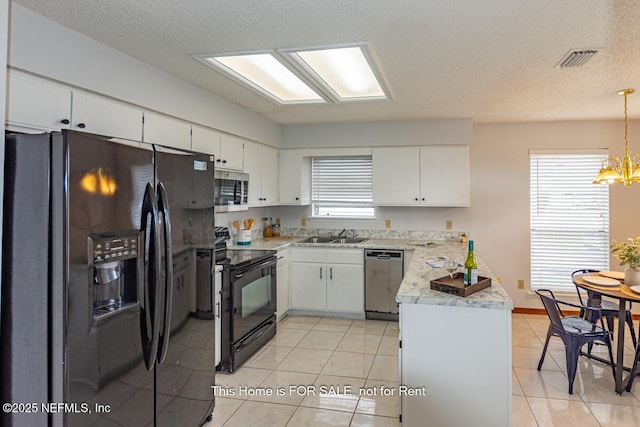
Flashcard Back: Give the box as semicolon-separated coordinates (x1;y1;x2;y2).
626;324;640;392
572;269;637;349
536;289;615;394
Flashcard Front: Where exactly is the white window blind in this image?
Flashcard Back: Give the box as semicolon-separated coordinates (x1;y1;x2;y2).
530;151;610;292
311;156;374;217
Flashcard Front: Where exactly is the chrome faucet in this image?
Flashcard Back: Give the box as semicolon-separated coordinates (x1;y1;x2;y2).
338;229;347;238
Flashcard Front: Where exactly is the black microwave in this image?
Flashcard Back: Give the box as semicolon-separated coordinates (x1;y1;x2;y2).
214;170;249;212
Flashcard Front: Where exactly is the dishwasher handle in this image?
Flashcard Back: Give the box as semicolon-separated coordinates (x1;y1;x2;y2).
365;250;404;261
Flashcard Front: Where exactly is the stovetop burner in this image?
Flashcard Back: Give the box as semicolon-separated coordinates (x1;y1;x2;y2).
215;248;276;270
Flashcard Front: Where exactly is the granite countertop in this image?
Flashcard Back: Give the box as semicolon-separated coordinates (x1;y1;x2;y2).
221;237;513;311
397;242;513;310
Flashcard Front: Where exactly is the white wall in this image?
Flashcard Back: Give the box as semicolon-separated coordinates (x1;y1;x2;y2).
473;121;640;309
282;118;472;148
7;3;281;146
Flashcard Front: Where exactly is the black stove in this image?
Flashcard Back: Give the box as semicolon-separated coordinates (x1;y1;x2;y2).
214;226;278;373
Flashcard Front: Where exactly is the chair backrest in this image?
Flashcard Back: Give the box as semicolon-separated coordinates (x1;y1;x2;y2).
572;269;600;304
536;289;564;329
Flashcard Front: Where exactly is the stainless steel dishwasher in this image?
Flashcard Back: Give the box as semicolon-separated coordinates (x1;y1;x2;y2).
365;249;404;321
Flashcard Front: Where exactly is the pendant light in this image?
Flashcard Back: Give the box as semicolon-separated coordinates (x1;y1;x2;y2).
593;89;640;187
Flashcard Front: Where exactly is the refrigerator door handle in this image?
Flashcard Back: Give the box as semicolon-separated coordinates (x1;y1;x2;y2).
140;182;162;371
156;182;173;364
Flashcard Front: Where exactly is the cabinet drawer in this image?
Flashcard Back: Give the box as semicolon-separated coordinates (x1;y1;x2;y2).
326;249;363;265
291;248;326;263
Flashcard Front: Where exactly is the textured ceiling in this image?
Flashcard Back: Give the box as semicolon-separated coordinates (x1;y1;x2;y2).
11;0;640;124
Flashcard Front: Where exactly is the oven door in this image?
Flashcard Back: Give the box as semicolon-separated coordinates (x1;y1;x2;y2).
231;257;277;343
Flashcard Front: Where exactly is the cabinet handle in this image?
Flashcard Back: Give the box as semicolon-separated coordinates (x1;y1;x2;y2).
60;119;70;125
295;197;299;200
330;267;333;280
421;198;425;201
77;123;86;129
414;198;419;201
320;267;323;280
216;159;221;163
222;160;227;164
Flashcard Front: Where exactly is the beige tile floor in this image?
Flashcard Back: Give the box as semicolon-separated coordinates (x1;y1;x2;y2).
204;313;640;426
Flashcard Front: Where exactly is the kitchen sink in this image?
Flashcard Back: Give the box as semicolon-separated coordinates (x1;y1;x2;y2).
299;236;336;243
298;236;369;244
330;238;369;244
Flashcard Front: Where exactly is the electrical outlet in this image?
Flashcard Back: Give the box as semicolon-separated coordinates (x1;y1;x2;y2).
517;279;525;289
385;219;392;229
445;220;453;230
301;217;307;227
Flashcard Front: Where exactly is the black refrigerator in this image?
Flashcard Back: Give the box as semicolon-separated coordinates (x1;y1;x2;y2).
1;130;216;426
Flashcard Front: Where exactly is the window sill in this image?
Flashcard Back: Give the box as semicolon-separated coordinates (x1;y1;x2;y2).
308;216;377;222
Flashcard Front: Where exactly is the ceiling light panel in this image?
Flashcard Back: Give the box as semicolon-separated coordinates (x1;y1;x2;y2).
196;53;324;104
285;45;388;101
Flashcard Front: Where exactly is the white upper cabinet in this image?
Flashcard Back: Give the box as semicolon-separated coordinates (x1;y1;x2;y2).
192;127;243;170
373;145;470;207
219;134;244;171
6;72;72;132
143;112;191;150
243;140;279;206
420;145;470;206
373;147;421;205
191;125;222;156
279;150;311;205
72;91;143;141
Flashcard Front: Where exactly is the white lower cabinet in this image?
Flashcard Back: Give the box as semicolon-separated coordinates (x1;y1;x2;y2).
326;263;364;313
399;302;512;426
276;248;290;321
290;248;364;315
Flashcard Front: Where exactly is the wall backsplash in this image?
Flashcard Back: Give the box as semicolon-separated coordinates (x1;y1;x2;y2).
281;227;466;241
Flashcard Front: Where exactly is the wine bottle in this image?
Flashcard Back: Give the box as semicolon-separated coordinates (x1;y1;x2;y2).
464;240;478;286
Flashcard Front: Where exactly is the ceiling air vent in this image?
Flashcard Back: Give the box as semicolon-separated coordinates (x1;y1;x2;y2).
556;49;598;68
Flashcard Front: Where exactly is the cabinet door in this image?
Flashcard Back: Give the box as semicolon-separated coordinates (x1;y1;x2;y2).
279;150;310;205
72;92;143;140
191;125;221;156
276;250;290;321
372;147;421;205
6;73;71;132
327;264;364;313
261;145;279;206
143;112;191;150
243;140;263;206
291;262;326;311
219;134;244;170
420;145;470;206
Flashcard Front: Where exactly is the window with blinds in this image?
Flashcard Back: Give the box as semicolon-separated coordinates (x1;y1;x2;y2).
311;156;374;217
530;150;610;292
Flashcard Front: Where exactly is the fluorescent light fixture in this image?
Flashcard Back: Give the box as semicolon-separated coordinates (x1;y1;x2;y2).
287;46;387;101
195;52;324;104
192;44;389;105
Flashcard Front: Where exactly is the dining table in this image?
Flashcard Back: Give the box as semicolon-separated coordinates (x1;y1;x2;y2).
573;273;640;394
